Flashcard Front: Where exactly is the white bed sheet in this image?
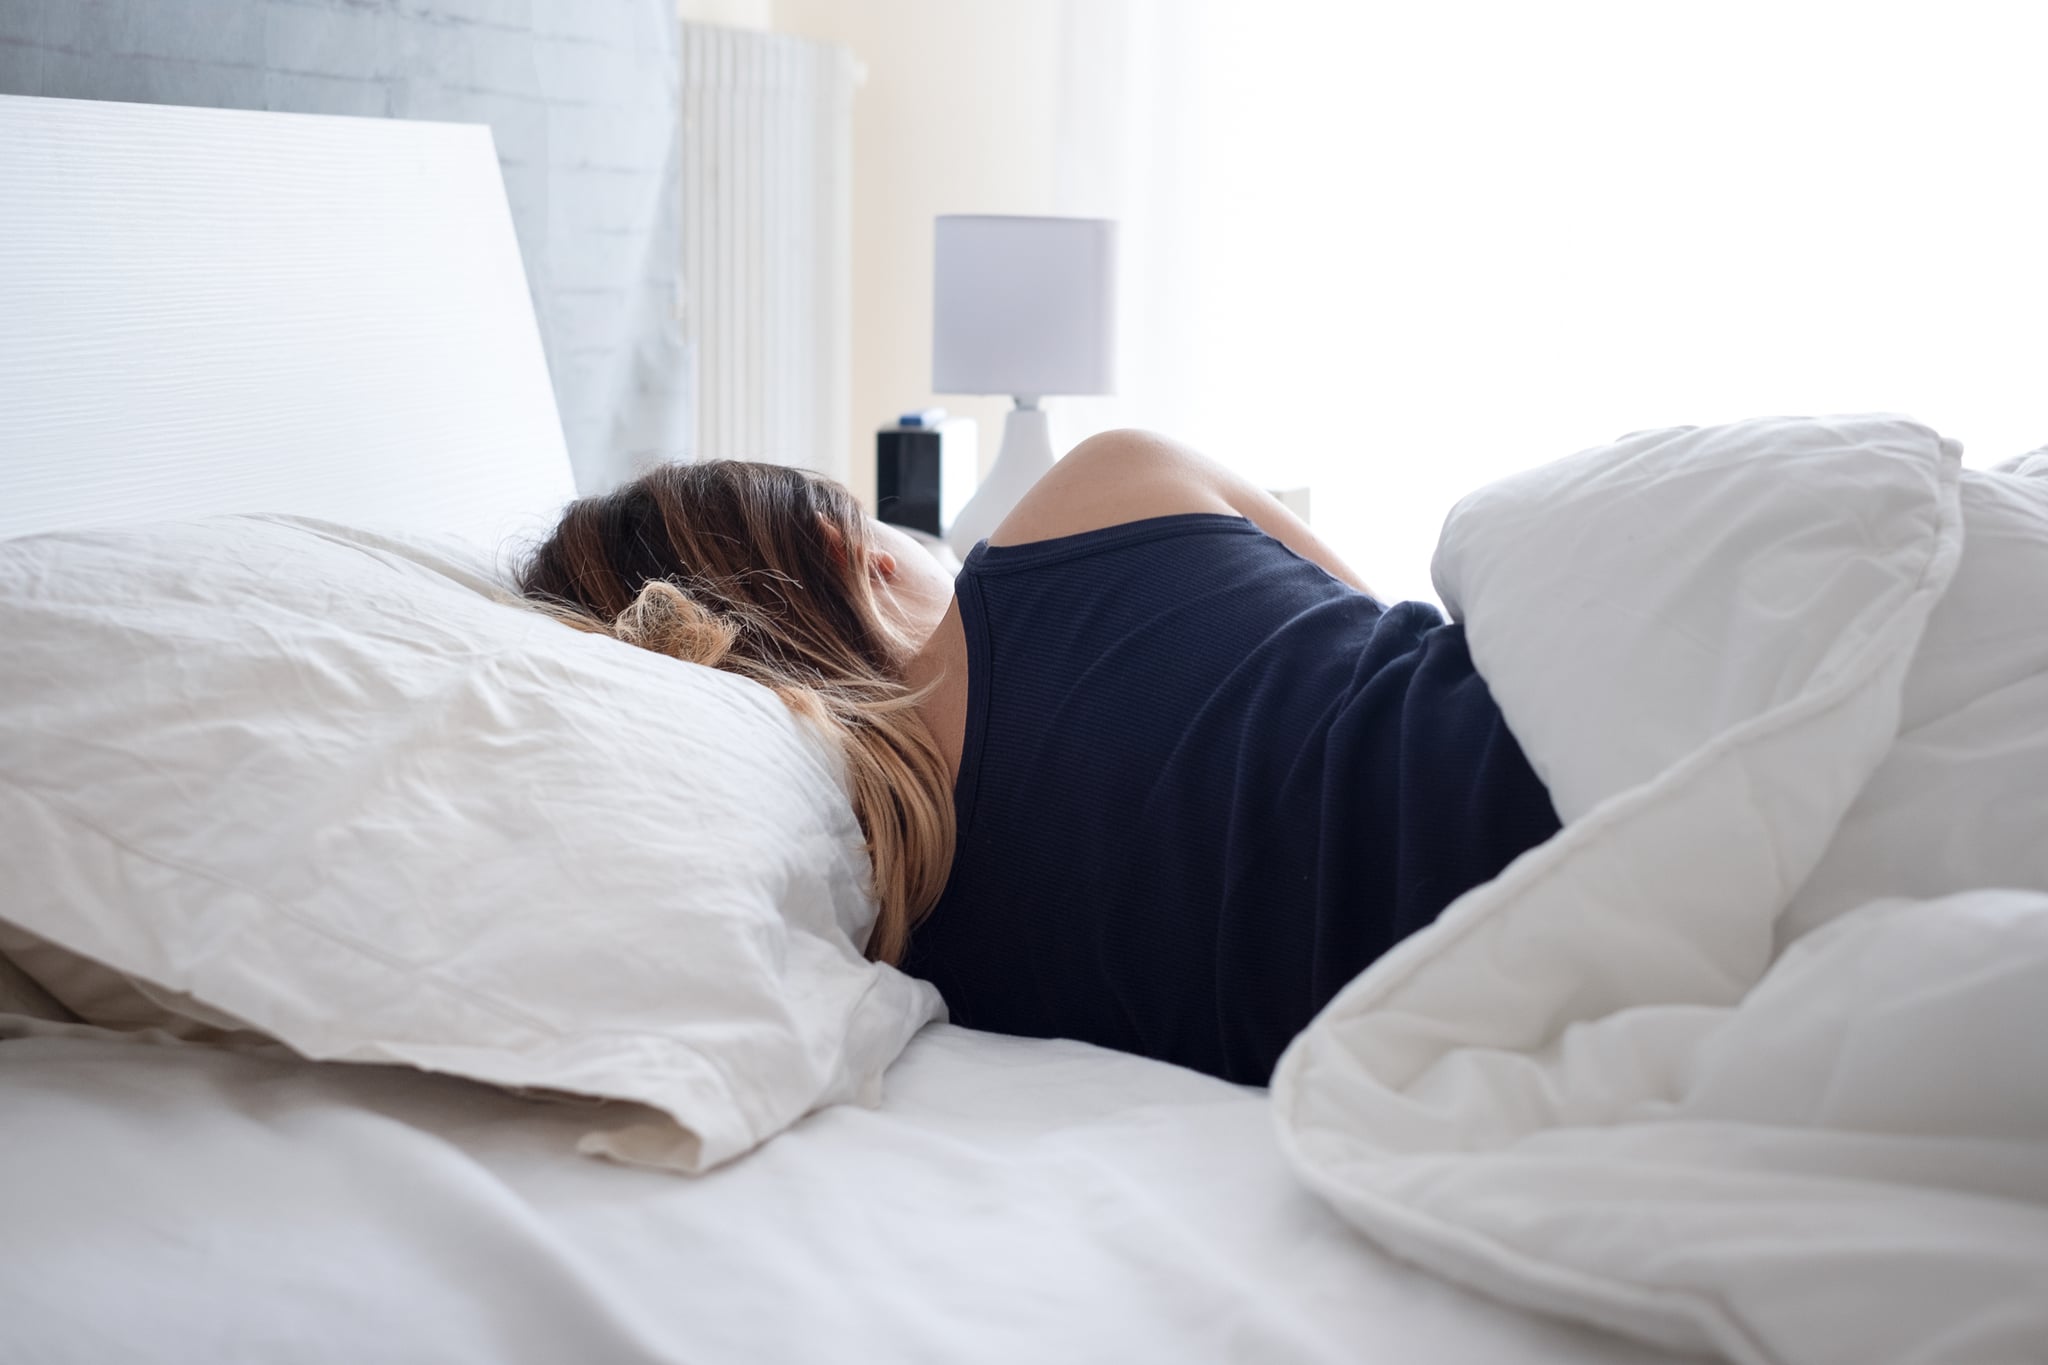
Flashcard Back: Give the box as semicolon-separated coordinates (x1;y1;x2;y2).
0;1021;1697;1365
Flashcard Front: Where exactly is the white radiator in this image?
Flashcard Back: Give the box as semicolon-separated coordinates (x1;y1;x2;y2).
680;24;857;483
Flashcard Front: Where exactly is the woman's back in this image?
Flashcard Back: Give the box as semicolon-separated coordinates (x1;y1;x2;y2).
903;512;1560;1084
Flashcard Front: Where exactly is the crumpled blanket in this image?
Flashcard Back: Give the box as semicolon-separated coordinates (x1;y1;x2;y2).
1275;415;2048;1365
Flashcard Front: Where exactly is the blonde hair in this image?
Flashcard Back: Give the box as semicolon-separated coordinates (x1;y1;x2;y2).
518;460;954;965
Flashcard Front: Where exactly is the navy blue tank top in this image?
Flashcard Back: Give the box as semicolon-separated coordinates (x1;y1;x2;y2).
900;513;1560;1085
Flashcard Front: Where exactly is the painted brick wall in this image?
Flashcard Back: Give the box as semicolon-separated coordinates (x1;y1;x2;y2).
0;0;684;493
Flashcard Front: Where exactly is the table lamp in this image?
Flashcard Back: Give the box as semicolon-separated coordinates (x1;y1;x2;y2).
933;214;1118;557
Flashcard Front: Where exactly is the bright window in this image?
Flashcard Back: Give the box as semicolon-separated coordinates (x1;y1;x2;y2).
1176;1;2043;603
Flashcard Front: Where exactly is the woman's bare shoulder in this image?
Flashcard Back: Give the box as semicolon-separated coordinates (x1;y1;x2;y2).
986;429;1238;547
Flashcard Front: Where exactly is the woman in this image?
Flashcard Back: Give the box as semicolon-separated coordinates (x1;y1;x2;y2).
519;428;1559;1085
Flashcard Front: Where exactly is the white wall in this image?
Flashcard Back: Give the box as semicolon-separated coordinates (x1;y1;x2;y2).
688;0;2048;603
677;0;772;27
683;0;1066;503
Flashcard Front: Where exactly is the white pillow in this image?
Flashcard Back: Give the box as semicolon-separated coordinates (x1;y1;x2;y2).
0;514;942;1171
0;948;74;1024
0;919;260;1040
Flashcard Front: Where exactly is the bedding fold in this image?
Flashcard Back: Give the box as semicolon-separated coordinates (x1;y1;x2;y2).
1276;416;2048;1365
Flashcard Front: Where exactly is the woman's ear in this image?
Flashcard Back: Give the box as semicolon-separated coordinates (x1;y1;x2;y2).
815;513;848;568
817;513;897;583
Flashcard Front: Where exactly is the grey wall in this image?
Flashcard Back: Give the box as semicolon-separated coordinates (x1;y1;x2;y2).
0;0;685;493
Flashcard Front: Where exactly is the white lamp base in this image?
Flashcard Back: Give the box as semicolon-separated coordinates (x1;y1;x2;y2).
947;402;1054;558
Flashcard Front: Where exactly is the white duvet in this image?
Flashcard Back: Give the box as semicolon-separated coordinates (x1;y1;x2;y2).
1275;417;2048;1365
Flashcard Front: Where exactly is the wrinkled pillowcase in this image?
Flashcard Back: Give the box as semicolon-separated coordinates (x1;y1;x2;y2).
0;921;257;1039
0;514;943;1171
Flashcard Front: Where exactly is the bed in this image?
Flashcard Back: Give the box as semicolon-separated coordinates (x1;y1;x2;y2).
0;94;1701;1364
9;93;2048;1365
2;1022;1700;1364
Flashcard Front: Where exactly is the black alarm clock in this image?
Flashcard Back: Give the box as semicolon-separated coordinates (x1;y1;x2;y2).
876;409;977;537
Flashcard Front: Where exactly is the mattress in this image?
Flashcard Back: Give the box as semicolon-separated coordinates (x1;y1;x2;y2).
0;1019;1697;1364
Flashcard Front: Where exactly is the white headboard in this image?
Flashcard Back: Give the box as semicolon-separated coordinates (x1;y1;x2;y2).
0;94;578;552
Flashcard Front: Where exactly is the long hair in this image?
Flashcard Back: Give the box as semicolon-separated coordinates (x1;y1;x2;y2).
517;459;954;965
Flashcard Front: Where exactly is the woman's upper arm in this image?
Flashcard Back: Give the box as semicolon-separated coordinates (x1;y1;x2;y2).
988;428;1372;594
986;428;1232;545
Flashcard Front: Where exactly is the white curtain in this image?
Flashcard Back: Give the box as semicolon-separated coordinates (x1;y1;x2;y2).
1048;0;1213;449
1054;0;2047;604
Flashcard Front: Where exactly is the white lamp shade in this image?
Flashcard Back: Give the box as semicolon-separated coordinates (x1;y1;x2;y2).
932;215;1117;398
